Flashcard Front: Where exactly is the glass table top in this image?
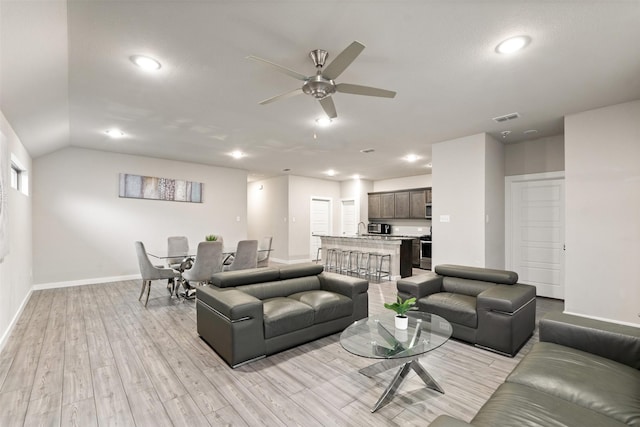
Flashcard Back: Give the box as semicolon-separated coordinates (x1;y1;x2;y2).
340;311;452;359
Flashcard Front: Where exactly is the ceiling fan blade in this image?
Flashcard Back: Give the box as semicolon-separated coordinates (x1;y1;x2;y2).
322;41;365;80
319;97;337;119
336;83;396;98
246;55;308;81
259;88;304;105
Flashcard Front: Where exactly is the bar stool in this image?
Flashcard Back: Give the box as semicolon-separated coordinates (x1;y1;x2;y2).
347;250;362;275
327;248;341;272
357;252;372;277
368;253;391;282
339;249;353;274
315;247;322;264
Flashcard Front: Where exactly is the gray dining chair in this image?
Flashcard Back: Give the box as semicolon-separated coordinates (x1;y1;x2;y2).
166;236;189;294
181;241;223;299
257;236;273;268
135;241;181;307
225;240;258;271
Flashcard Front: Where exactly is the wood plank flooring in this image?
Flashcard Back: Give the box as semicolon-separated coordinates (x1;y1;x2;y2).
0;269;563;426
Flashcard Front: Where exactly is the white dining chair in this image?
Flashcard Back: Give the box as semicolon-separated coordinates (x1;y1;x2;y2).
135;241;181;307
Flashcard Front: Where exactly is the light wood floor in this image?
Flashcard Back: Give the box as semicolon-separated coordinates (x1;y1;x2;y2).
0;269;563;426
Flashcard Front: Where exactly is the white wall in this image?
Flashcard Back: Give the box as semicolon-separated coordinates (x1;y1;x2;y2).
288;175;341;261
341;178;373;226
373;174;432;192
565;100;640;325
0;111;33;350
33;147;248;285
247;176;288;263
432;134;486;266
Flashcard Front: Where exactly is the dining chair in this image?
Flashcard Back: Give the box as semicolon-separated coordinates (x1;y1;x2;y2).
181;241;224;299
257;236;273;267
166;236;189;294
225;239;258;271
135;241;181;307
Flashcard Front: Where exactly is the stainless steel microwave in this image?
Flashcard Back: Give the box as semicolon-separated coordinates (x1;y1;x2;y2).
425;204;432;219
368;223;391;234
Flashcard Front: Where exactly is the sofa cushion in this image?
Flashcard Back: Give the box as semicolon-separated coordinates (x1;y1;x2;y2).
420;293;477;328
263;297;314;339
506;342;640;426
441;277;494;297
471;382;628;427
240;276;321;301
288;290;353;324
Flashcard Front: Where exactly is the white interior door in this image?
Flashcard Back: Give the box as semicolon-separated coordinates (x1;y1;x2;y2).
310;198;331;260
341;199;357;235
506;173;565;299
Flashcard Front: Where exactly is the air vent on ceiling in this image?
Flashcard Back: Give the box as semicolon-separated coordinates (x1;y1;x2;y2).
492;112;520;123
360;148;375;154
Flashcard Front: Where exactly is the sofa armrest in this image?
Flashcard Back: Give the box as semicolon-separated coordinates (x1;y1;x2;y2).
396;272;443;299
539;312;640;369
197;286;263;322
476;284;536;313
429;415;474;427
318;272;368;298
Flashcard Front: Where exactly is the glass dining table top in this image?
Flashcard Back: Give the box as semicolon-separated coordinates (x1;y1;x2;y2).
340;311;452;360
147;248;272;259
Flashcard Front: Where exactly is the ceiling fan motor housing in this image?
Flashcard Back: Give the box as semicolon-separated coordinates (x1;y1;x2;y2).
302;74;336;99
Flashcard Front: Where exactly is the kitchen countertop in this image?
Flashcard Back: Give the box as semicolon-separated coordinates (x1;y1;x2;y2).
316;234;418;241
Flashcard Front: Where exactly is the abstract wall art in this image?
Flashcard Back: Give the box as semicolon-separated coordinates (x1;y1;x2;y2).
119;173;203;203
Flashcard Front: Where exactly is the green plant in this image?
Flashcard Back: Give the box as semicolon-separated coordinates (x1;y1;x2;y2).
205;234;218;241
384;295;416;317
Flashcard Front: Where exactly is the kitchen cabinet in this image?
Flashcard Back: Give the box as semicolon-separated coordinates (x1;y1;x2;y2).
368;187;432;220
409;190;426;219
368;194;381;219
380;193;395;218
394;191;410;218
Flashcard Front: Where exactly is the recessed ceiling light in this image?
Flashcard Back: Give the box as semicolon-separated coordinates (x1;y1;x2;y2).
405;154;419;162
326;169;336;177
130;55;162;71
105;129;125;138
315;117;333;127
230;150;244;159
495;36;531;54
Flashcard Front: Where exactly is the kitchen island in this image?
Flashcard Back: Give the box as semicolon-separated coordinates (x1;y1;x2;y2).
317;235;415;279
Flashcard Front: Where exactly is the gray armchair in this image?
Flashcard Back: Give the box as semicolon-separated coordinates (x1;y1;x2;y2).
135;241;180;307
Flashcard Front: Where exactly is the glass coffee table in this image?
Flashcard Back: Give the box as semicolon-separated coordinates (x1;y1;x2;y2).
340;311;453;412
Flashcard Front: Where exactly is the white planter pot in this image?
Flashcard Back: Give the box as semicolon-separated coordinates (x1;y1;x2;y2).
395;315;408;330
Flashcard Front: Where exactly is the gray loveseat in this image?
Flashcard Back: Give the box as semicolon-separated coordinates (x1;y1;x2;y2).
397;264;536;356
430;312;640;426
196;263;368;367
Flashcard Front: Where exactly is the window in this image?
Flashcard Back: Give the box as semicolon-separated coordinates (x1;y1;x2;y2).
10;154;28;196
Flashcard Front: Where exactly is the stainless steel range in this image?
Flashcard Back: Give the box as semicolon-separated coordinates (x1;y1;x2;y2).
419;234;432;270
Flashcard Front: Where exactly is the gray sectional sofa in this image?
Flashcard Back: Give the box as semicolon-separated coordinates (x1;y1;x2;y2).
196;263;368;367
430;312;640;427
397;264;536;356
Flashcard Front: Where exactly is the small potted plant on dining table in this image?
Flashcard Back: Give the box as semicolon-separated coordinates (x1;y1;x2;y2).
205;235;218;241
384;295;417;330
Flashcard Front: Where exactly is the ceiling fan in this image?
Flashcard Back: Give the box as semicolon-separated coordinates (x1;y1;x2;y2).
247;41;396;119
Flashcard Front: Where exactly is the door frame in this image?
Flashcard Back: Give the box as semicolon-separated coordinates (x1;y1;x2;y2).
505;171;565;294
340;198;358;235
309;196;333;260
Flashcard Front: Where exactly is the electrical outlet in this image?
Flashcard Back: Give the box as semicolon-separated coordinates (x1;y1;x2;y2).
440;215;450;223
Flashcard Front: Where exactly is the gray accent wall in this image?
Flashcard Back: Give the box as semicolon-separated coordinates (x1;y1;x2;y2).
505;134;565;176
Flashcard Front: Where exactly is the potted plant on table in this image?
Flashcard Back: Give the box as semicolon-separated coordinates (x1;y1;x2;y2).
384;295;417;330
205;235;218;241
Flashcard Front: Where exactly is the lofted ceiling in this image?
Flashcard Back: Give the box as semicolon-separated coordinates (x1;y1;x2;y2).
1;1;639;182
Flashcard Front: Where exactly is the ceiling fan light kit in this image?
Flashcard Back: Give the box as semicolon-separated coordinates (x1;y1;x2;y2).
248;41;396;119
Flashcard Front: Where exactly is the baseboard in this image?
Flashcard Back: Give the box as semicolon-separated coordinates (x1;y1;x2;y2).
0;288;33;354
563;310;640;328
32;274;141;290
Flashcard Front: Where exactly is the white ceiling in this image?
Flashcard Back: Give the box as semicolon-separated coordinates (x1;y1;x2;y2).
2;1;639;182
